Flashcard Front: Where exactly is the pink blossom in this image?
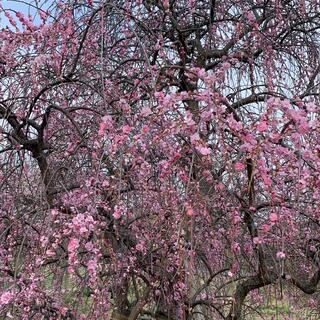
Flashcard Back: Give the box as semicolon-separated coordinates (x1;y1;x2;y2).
202;169;213;182
113;204;127;219
261;173;272;187
68;238;79;253
186;207;194;217
242;133;257;146
297;120;309;134
232;211;241;224
256;121;268;132
288;109;304;122
162;0;169;9
0;291;14;306
198;146;211;156
269;213;278;224
113;210;122;219
235;162;245;171
201;109;214;121
135;240;146;253
87;259;98;277
222;62;231;69
253;237;263;245
71;214;95;236
141;124;150;134
184;111;196;127
246;11;255;23
99;115;114;134
309;245;317;252
281;99;291;110
85;242;94;251
306;102;317;112
122;125;131;134
190;133;200;145
276;251;286;259
51;209;59;217
46;249;55;257
154;40;161;50
140;106;152;117
98;122;107;137
227;114;243;131
216;182;225;190
196;68;206;78
308;298;317;308
232;242;240;253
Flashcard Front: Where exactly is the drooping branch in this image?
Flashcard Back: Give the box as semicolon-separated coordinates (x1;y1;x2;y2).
226;275;272;320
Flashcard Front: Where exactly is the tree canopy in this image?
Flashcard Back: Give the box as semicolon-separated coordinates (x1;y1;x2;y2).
1;0;320;319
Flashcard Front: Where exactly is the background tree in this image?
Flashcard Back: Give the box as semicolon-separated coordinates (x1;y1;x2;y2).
1;0;320;319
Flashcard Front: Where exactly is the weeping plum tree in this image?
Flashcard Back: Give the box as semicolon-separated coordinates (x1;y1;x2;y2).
1;0;320;319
